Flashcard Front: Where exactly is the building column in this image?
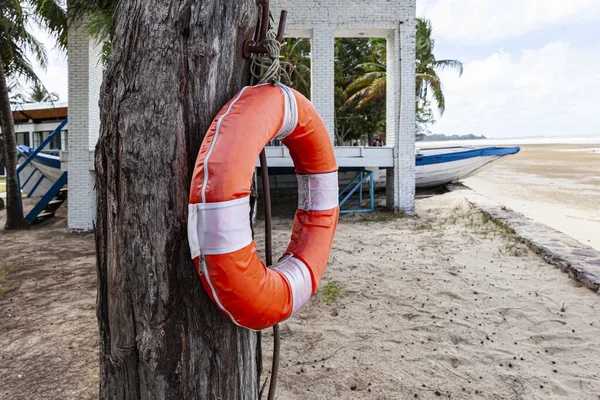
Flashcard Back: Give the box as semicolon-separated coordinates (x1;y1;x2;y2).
310;25;335;143
386;21;416;214
67;25;102;231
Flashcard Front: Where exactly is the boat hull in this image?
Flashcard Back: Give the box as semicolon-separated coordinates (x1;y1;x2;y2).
415;146;520;189
17;146;64;198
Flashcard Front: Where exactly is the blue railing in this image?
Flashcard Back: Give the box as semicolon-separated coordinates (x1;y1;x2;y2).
339;169;375;214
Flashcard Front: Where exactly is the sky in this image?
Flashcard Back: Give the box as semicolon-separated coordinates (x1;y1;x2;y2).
416;0;600;138
28;0;600;138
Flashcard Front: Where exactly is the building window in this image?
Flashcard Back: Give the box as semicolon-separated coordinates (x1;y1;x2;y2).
49;131;62;150
15;132;30;147
32;131;64;150
33;131;43;148
61;130;68;151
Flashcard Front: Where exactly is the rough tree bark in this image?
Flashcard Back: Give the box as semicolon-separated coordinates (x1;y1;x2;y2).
0;55;27;229
95;1;260;398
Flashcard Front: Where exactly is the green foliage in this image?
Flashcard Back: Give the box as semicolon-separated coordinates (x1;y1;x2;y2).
0;0;67;82
281;38;311;99
335;38;385;144
343;38;386;110
67;0;117;64
321;281;345;304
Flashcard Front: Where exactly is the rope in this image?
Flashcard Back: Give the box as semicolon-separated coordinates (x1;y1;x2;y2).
250;27;292;85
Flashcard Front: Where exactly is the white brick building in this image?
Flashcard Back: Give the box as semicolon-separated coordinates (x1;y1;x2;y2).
66;0;416;230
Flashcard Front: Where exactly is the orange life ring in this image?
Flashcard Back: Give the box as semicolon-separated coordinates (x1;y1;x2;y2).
188;83;339;330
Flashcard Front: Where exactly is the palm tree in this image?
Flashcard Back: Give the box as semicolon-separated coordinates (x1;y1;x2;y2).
344;18;463;120
280;38;311;98
0;0;67;229
334;38;385;145
343;38;387;109
25;81;59;103
415;18;463;116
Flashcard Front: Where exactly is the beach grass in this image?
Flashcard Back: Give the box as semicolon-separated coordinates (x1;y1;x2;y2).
0;262;13;296
321;280;345;304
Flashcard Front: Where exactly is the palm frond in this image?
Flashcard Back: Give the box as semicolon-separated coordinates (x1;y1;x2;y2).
345;71;386;94
428;76;445;115
28;0;68;50
433;59;464;76
355;62;385;72
416;72;440;84
67;0;118;43
345;77;386;110
345;78;373;95
22;30;47;68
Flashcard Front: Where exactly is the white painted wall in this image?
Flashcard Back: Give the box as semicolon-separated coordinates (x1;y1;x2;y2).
67;25;102;231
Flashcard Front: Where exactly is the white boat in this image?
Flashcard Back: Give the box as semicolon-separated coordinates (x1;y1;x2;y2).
415;146;520;189
17;145;63;198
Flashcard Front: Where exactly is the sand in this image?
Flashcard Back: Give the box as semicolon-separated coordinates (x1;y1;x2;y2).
465;144;600;251
1;194;600;399
260;193;600;399
0;206;98;399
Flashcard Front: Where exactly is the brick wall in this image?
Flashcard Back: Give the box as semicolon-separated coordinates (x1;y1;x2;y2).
67;26;102;231
272;1;415;28
397;19;417;213
310;25;336;142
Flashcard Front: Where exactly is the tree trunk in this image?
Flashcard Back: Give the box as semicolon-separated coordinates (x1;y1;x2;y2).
0;56;27;230
95;1;260;398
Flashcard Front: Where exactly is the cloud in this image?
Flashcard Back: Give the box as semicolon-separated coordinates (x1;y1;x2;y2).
431;41;600;137
419;0;600;45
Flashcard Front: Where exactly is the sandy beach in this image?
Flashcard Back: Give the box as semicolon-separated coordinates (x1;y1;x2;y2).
1;194;599;399
464;144;600;251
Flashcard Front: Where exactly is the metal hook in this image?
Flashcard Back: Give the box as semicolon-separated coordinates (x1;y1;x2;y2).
243;6;288;58
258;0;270;43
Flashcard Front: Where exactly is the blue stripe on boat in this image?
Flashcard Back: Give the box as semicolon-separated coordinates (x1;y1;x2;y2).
17;146;61;169
416;146;520;166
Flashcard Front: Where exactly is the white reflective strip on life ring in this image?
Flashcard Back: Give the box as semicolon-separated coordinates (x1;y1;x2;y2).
273;255;313;315
274;84;298;141
188;196;252;258
297;172;339;211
